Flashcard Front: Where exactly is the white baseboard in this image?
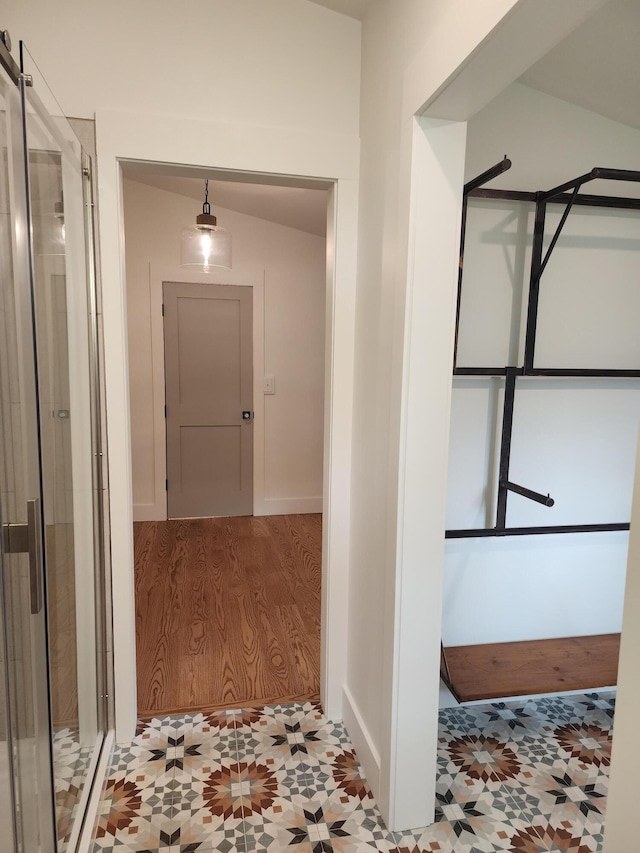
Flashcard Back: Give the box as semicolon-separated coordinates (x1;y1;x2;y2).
133;503;164;522
342;684;381;796
254;496;323;516
135;496;322;521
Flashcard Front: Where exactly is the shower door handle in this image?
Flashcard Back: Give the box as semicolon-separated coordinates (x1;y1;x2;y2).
2;498;43;614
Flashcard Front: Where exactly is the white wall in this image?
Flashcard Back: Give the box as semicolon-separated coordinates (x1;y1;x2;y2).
123;178;326;520
444;82;640;646
6;0;361;137
348;0;522;830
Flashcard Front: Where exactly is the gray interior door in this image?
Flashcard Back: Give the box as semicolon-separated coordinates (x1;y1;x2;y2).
164;282;253;518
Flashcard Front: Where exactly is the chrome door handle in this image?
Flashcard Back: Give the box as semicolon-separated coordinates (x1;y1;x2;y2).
1;498;43;614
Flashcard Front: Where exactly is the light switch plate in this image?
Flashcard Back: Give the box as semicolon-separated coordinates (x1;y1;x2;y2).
263;375;276;395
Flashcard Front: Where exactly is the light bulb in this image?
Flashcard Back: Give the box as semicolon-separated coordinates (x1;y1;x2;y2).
200;229;213;272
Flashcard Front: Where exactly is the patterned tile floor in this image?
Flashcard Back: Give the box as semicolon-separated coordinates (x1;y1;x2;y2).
54;727;94;851
92;691;614;852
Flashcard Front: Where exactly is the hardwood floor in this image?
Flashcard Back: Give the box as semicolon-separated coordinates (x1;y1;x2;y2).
134;514;321;718
443;634;620;703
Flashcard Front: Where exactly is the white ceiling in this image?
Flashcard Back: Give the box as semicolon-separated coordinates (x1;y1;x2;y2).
126;173;328;237
520;0;640;131
307;0;369;20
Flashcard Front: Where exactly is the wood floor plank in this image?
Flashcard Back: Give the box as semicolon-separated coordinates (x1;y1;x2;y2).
134;514;321;718
277;604;321;694
444;634;620;703
268;515;321;634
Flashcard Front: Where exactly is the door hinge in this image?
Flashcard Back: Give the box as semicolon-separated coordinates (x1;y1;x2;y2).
161;303;165;316
165;479;168;491
164;404;167;418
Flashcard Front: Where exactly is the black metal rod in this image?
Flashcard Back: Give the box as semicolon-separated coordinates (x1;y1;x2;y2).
503;481;554;507
468;187;640;211
541;167;640;202
527;368;640;378
540;173;590;201
454;367;511;377
524;201;546;371
536;185;579;283
453;195;468;370
464;156;512;196
591;167;640;183
469;188;537;203
446;522;629;539
495;367;518;530
455;366;640;378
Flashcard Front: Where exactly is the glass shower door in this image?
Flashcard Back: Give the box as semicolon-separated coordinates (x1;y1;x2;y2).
0;37;107;852
20;49;107;851
0;63;56;853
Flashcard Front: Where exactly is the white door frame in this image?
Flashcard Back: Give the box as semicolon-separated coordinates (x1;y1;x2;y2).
95;111;359;741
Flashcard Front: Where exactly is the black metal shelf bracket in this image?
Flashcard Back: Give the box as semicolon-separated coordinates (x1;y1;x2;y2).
447;163;640;540
503;481;554;508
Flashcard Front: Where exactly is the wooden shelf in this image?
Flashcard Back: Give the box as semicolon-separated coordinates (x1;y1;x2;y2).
443;634;620;703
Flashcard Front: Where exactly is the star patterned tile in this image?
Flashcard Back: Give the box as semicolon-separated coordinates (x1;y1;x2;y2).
53;727;94;851
91;691;614;852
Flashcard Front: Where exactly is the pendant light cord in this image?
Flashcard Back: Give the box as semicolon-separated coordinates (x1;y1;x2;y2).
202;179;211;216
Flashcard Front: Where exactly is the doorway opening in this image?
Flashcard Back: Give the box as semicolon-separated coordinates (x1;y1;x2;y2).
122;165;329;719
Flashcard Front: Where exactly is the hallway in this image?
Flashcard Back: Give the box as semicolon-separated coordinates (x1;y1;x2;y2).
134;514;322;718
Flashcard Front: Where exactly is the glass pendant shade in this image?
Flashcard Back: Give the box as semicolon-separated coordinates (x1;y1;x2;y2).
180;180;232;271
180;223;232;271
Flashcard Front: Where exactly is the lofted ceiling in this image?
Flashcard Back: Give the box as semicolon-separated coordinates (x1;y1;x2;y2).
520;0;640;132
306;0;369;20
305;1;639;129
125;172;328;238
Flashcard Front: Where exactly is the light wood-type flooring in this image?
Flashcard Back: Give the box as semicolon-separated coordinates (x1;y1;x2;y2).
134;514;321;718
443;633;620;703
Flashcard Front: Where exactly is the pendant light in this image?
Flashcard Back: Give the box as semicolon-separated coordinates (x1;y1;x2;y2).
180;179;232;271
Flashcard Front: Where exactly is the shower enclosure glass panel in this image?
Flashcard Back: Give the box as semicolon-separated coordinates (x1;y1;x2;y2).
0;65;56;853
21;47;107;849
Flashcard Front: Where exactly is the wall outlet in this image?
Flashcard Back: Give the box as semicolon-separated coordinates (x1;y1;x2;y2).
263;375;276;395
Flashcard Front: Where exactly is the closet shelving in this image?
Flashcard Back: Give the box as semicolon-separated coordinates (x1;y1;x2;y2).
441;157;640;702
